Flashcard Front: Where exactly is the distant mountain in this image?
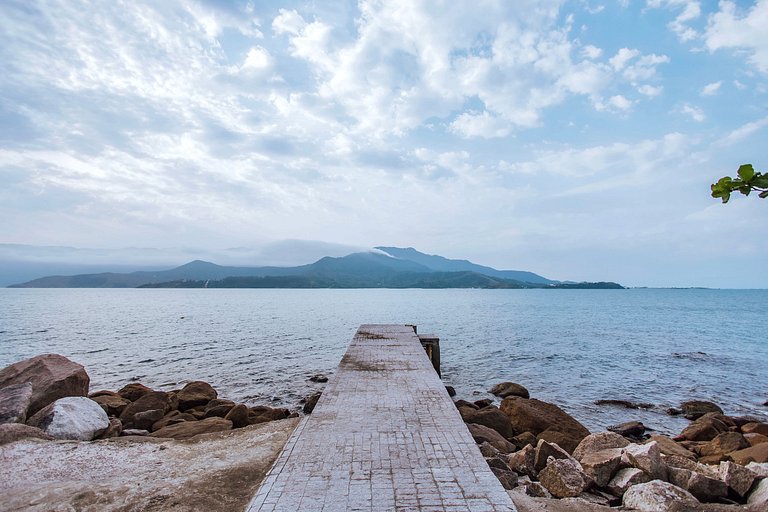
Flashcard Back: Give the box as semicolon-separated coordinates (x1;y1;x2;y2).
8;247;623;289
375;247;554;284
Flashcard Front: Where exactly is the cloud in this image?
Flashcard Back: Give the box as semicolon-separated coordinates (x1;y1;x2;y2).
609;48;640;70
700;80;722;96
581;44;603;59
680;103;705;122
637;84;663;96
646;0;701;41
719;116;768;145
705;0;768;73
449;111;512;138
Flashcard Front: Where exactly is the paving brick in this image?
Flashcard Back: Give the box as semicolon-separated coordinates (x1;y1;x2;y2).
247;324;516;511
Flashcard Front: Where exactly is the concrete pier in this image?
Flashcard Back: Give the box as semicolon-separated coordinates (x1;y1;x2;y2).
247;324;516;512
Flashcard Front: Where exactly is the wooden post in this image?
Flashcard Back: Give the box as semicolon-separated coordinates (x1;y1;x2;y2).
418;334;440;377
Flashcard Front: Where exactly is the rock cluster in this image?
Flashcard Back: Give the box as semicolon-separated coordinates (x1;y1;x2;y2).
459;381;768;510
0;354;296;444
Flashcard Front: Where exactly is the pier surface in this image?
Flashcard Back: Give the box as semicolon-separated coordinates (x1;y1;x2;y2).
247;324;516;511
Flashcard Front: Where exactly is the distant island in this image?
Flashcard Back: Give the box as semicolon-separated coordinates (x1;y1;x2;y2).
8;247;624;289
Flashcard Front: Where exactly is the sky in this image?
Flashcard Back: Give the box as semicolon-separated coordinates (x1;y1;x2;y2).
1;0;767;288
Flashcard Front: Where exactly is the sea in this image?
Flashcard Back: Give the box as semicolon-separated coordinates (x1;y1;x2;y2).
1;288;766;435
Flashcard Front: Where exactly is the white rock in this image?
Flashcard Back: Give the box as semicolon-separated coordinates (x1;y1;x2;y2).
26;397;109;441
538;457;592;498
719;460;757;497
748;478;768;507
746;461;768;478
623;480;699;512
623;441;667;480
607;467;650;497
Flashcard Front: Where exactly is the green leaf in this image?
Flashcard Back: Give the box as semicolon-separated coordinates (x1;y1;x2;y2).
738;164;755;182
739;185;751;195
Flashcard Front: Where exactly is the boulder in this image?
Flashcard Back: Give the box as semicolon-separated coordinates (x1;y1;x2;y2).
699;432;750;458
117;382;154;402
479;441;501;458
538;457;592;498
667;466;728;502
0;382;33;424
134;409;166;431
748;478;768;507
534;439;573;472
0;354;89;417
622;480;699;511
623;441;666;480
177;381;217;410
474;399;494;408
489;382;530;399
742;422;768;436
679;413;730;442
491;467;518;490
718;461;757;498
607;467;651;497
26;396;109;441
454;399;479;410
607;421;645;439
249;406;290;424
500;397;590;451
119;392;171;428
224;404;249;429
728;443;768;465
0;423;54;445
645;435;697;460
466;423;516;454
513;431;537;449
309;374;328;383
579;448;624;488
204;399;236;418
537;429;582;454
151;416;232;440
746;461;768;478
463;405;515;440
573;431;630;461
507;443;537;477
663;455;719;479
98;418;123;439
745;433;768;447
303;391;321;414
515;476;552;498
90;394;131;417
152;410;196;431
681;400;724;420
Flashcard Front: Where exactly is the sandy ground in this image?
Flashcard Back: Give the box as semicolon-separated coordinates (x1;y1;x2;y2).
0;418;299;512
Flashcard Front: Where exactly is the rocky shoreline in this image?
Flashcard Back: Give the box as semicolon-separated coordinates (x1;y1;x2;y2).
2;354;767;511
454;381;768;510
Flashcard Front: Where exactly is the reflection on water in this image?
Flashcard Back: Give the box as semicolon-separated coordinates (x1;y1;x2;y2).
1;288;766;435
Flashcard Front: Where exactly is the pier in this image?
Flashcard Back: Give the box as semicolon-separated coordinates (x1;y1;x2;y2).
247;324;516;511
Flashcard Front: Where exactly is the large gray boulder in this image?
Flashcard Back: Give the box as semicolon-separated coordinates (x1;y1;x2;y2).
622;480;699;512
623;441;666;480
0;354;89;417
607;467;651;497
718;461;757;498
0;382;33;424
573;431;630;461
538;457;592;498
748;478;768;507
26;396;109;441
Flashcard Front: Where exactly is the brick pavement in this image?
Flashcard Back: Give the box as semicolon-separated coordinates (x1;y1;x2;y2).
247;324;516;512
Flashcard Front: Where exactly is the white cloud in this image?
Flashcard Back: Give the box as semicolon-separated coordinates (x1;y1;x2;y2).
680;103;705;121
646;0;701;41
623;53;670;81
609;94;633;111
242;46;271;70
719;116;768;145
609;48;640;70
705;0;768;73
733;79;747;90
700;80;722;96
637;84;663;96
449;111;512;139
581;44;603;59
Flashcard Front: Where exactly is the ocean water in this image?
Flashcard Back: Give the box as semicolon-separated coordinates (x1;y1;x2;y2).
1;288;766;435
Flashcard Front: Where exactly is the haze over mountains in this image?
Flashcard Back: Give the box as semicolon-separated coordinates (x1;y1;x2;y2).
5;244;622;289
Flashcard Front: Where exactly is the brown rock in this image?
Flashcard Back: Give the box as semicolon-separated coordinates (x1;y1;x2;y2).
204;399;236;418
681;400;724;420
623;441;666;480
303;391;321;414
679;413;730;441
667;466;729;502
117;382;153;402
97;418;123;439
134;409;166;431
466;423;516;454
745;433;768;447
607;467;650;497
645;434;697;460
663;454;719;479
224;404;249;429
579;448;624;488
479;441;501;458
742;422;768;436
444;385;456;397
718;460;757;498
513;431;537;449
507;443;537;477
489;382;530;399
177;381;217;410
0;382;33;424
119;391;171;428
537;429;581;454
607;420;645;439
500;397;590;448
90;394;131;417
573;431;630;461
474;399;494;408
454;399;479;410
491;467;518;490
248;406;290;424
0;354;89;417
151;410;196;431
729;443;768;465
0;422;54;445
538;457;592;498
150;416;232;439
467;406;515;440
699;432;750;458
534;439;573;472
